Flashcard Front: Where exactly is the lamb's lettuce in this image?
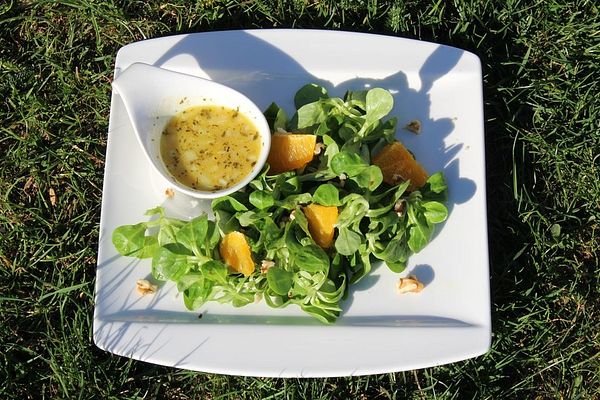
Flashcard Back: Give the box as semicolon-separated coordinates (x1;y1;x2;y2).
111;84;448;323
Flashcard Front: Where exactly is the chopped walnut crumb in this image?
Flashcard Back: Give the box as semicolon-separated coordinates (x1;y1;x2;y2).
49;187;57;206
260;259;275;274
289;210;296;221
338;173;347;188
314;142;326;155
405;119;422;134
394;200;406;217
397;276;424;294
165;188;175;198
136;279;158;295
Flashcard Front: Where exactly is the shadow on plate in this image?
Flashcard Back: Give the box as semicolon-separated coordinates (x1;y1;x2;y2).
97;309;476;328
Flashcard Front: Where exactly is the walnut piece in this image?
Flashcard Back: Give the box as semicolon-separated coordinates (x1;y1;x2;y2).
136;279;158;295
314;142;326;155
397;276;424;294
260;259;275;274
394;200;406;217
405;119;422;134
49;187;57;206
165;188;175;198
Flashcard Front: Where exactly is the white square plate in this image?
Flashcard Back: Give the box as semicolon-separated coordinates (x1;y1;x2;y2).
94;29;490;377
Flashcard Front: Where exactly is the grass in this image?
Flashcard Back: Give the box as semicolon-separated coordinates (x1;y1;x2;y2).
1;0;599;398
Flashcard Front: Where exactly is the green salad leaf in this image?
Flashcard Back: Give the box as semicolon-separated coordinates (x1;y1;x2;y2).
312;184;341;206
111;83;449;323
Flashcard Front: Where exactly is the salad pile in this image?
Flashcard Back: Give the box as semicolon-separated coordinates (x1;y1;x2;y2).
112;84;449;323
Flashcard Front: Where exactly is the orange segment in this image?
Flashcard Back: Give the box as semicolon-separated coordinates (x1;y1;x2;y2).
219;231;255;276
371;142;398;167
303;203;338;248
372;141;428;191
267;134;317;174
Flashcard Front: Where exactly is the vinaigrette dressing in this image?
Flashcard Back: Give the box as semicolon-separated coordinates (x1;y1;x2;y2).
160;105;262;191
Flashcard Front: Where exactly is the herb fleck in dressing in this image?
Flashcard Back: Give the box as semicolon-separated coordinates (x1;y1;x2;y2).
160;105;262;191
